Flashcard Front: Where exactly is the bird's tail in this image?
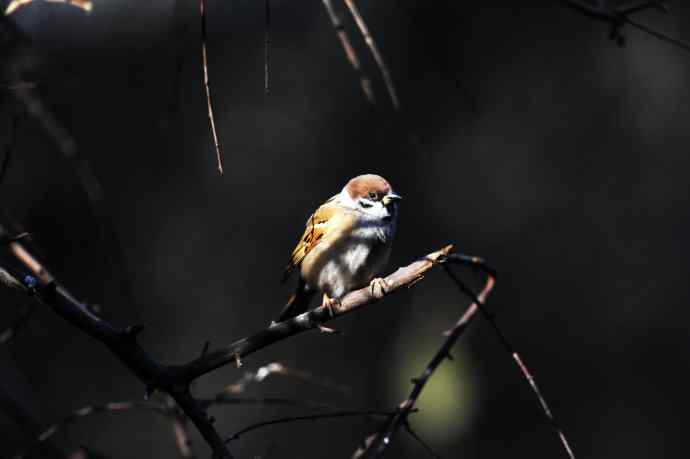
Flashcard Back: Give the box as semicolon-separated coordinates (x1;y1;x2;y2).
276;280;315;322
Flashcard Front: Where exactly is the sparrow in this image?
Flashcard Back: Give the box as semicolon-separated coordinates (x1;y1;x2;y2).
276;174;402;322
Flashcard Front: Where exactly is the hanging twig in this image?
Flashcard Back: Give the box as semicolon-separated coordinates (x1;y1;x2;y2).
265;0;270;95
342;0;400;109
200;0;224;175
321;0;376;105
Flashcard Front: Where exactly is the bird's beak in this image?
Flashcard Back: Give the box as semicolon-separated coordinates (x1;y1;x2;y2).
382;193;402;206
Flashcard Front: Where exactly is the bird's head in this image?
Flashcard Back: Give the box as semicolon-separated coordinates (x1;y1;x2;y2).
341;174;402;221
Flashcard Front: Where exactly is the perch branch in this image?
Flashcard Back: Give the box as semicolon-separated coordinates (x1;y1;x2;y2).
321;0;376;105
1;224;464;458
200;0;224;175
171;245;454;383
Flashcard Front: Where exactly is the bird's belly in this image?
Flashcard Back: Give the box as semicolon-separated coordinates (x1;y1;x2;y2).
302;236;390;299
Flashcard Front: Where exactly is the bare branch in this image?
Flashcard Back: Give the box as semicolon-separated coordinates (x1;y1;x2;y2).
1;221;464;458
343;0;400;109
0;225;233;459
353;259;495;458
200;0;224;175
442;263;575;459
321;0;376;105
172;245;454;383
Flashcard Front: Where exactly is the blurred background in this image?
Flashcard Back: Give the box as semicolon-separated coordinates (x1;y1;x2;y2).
1;0;689;457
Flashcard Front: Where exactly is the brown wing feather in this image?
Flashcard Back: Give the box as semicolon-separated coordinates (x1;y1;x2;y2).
281;196;338;283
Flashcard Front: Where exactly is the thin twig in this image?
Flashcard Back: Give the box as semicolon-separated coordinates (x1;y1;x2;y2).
226;410;396;442
343;0;400;109
0;116;18;186
353;259;495;458
265;0;270;95
403;422;441;459
222;361;350;395
13;401;168;459
442;264;575;459
625;16;690;51
0;302;37;345
321;0;375;105
200;0;224;175
559;0;690;52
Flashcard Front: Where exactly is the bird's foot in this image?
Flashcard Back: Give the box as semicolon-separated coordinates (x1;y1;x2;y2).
369;277;389;299
321;294;341;318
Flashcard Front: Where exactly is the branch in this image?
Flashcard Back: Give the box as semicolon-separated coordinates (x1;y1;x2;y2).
171;245;454;383
343;0;400;109
0;224;233;459
558;0;690;52
12;395;200;459
265;0;270;95
353;257;495;458
0;115;18;186
442;259;575;459
226;410;397;443
200;0;224;175
221;361;351;395
321;0;376;105
1;222;461;458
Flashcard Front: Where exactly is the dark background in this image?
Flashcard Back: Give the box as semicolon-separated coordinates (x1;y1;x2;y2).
1;1;689;458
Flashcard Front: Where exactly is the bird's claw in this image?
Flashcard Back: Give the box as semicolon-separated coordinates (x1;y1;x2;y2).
369;277;389;299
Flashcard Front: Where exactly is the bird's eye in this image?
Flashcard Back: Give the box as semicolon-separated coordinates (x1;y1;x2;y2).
368;192;377;200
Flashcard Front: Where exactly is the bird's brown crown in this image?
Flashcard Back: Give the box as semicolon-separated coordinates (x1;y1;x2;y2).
344;174;392;201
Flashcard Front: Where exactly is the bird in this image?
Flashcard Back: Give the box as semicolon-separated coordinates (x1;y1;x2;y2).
276;174;402;323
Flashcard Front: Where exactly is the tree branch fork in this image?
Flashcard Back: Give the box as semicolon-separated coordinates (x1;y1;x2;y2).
1;224;469;458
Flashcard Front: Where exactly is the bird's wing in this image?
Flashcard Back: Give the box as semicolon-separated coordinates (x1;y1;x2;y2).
282;195;339;283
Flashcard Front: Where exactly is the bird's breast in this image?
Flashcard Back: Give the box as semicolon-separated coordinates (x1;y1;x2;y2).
301;219;395;299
